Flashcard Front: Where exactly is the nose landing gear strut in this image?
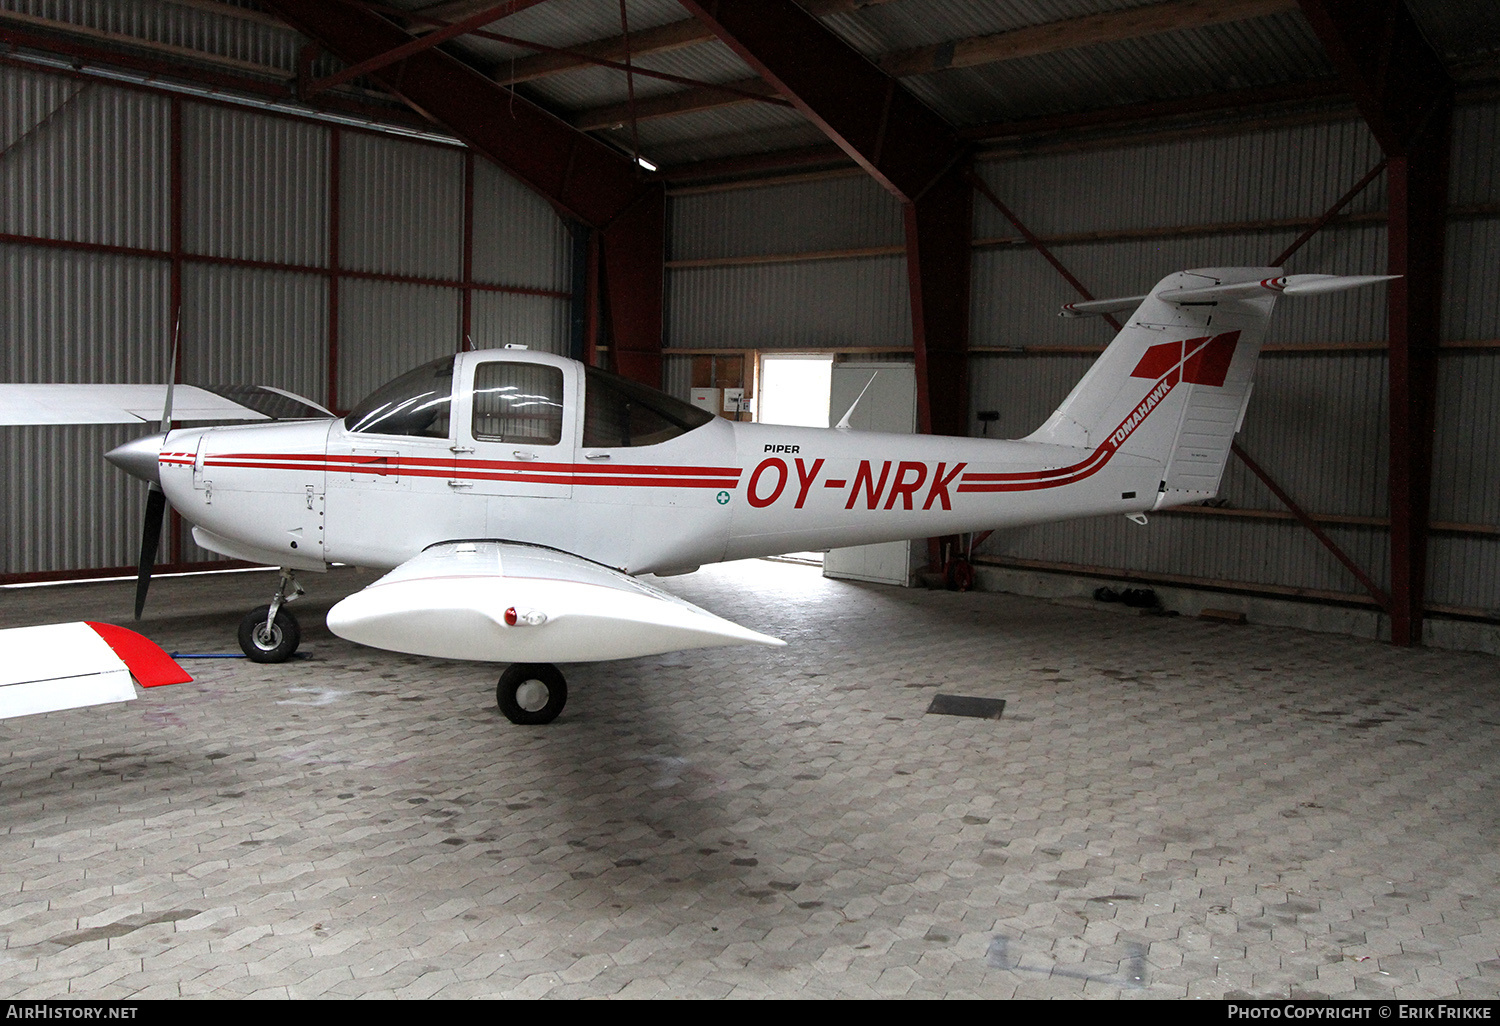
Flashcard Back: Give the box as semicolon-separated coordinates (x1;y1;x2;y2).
238;568;303;663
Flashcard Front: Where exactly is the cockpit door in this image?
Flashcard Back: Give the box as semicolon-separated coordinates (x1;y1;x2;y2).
454;355;575;499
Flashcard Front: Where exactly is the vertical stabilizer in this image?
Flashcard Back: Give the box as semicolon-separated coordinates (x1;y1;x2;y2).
1027;267;1281;509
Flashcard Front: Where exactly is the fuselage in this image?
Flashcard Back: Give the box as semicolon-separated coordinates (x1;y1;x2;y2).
156;350;1163;576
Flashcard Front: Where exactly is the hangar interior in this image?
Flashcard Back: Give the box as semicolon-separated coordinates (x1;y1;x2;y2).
2;0;1498;652
1;0;1499;1001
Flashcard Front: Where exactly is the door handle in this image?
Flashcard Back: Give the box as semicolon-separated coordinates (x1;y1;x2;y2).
513;450;537;461
584;451;611;460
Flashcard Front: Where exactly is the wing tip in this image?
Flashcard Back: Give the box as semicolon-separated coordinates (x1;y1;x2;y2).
84;622;192;687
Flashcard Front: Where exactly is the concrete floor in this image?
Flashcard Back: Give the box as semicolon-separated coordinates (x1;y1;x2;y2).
1;560;1498;999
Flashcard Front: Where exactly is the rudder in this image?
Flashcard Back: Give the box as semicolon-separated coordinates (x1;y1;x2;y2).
1026;267;1281;509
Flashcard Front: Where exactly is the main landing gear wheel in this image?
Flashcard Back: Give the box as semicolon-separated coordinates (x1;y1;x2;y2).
238;606;301;663
496;663;567;725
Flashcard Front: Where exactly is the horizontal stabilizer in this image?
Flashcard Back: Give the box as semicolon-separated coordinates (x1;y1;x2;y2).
1059;295;1149;317
1058;275;1396;318
327;541;785;664
1160;274;1399;303
0;383;332;426
0;621;191;720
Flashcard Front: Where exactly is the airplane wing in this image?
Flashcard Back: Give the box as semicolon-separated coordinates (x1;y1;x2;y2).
0;383;333;426
326;541;786;663
0;621;192;720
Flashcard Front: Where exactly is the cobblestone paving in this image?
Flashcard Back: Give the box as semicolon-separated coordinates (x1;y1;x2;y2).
1;561;1498;999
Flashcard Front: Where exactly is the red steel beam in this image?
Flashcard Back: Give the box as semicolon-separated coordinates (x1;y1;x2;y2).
677;0;963;204
676;0;971;423
906;168;972;437
0;25;428;131
363;0;792;103
1296;0;1451;157
1272;156;1386;266
1231;442;1392;610
584;230;600;368
258;0;664;385
257;1;648;229
600;189;665;386
967;170;1123;332
1298;0;1453;646
304;1;538;96
1384;131;1450;646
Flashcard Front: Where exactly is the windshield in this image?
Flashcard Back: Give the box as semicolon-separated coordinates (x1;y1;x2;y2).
583;366;714;448
343;356;454;438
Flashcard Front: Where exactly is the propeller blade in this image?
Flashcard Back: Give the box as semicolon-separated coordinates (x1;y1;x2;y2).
161;321;179;432
135;319;179;619
134;486;167;620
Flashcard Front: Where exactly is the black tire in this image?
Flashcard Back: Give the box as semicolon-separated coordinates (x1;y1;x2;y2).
496;663;567;725
238;606;301;663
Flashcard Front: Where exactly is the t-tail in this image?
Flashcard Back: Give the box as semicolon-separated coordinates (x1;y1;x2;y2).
1030;267;1395;510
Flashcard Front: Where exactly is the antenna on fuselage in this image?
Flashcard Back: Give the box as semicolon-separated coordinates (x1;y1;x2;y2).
834;371;879;431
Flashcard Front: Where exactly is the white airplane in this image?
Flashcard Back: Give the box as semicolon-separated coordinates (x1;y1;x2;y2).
2;267;1392;724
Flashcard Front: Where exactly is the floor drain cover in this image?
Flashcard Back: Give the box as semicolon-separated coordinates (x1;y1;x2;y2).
925;694;1006;719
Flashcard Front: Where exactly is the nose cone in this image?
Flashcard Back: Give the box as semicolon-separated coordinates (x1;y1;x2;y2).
105;432;167;486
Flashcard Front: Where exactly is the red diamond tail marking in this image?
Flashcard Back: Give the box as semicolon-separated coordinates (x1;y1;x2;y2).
1181;331;1240;387
1130;330;1240;386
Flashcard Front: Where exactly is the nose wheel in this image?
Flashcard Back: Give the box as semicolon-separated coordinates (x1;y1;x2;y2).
237;569;303;663
496;663;567;725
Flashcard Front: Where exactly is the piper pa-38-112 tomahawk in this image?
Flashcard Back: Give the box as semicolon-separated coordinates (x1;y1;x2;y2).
0;267;1393;724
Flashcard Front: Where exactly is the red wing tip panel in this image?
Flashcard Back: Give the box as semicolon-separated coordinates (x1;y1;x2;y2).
0;621;188;720
85;622;193;687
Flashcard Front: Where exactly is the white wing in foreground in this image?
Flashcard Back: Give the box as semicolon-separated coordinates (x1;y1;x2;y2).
0;622;192;720
326;542;786;663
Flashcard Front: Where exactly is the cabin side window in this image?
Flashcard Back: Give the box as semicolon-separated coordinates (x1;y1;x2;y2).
582;366;714;448
343;356;454;438
471;362;565;445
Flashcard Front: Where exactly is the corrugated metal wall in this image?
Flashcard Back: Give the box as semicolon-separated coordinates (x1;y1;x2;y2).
182;104;328;266
0;67;169;249
667;174;911;349
1428;99;1500;614
969;109;1497;624
471;159;572;295
341;133;464;280
3;62;574;577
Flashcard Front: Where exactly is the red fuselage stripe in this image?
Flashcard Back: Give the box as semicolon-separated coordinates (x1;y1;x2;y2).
956;354;1194;493
199;457;737;488
211;451;742;478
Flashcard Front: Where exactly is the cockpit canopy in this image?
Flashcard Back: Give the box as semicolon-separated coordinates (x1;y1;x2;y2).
581;366;712;447
343;353;714;448
343;356;454;438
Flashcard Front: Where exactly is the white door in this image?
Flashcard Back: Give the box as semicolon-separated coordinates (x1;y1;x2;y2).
822;362;917;586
